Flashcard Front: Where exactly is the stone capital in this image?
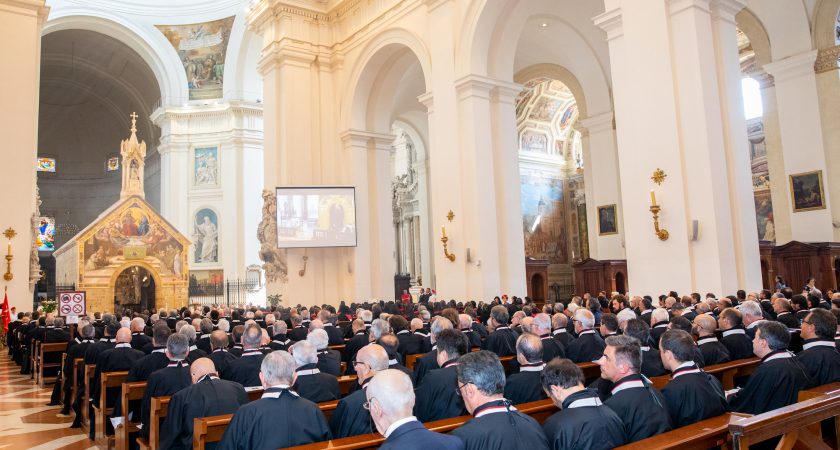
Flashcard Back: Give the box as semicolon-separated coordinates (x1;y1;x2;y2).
0;0;49;22
454;74;522;102
708;0;746;24
257;41;317;75
339;129;394;151
417;91;434;113
763;50;818;83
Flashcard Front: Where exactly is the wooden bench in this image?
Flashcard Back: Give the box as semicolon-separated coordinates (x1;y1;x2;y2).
729;388;840;449
615;413;747;450
578;362;601;383
38;342;67;387
116;381;146;450
405;353;424;371
338;375;357;395
30;340;40;381
81;363;96;434
797;382;840;449
649;357;761;390
137;396;170;450
71;357;84;406
93;371;129;441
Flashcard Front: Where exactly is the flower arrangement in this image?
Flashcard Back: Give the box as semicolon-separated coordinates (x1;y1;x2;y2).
41;299;57;314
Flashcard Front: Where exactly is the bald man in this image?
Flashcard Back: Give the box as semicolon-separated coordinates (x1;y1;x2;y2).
208;330;238;374
89;327;144;439
160;358;249;450
330;344;390;438
694;314;731;366
367;369;464;450
504;333;548;405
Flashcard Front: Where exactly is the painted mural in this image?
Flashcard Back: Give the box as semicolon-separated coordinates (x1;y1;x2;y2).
157;17;235;100
520;171;569;264
193;208;219;264
747;118;775;242
194;147;219;187
82;201;185;278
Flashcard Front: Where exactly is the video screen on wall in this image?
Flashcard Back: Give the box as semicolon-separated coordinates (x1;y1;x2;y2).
276;187;357;248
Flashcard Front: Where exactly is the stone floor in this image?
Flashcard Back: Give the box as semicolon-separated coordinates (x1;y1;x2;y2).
0;352;96;450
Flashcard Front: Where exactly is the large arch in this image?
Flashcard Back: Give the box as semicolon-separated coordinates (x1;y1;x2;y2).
42;12;188;105
744;0;812;60
514;63;589;119
813;0;840;49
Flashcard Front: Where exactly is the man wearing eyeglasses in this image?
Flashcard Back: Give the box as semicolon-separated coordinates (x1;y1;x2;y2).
450;350;549;450
330;343;390;438
795;309;840;387
365;369;464;450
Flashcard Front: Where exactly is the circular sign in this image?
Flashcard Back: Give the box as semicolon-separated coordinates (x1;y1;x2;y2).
60;304;72;314
72;304;83;314
72;294;83;303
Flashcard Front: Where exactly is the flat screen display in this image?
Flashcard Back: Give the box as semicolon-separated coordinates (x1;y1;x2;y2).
276;186;357;248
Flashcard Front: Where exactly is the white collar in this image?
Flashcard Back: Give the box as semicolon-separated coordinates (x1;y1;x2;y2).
722;329;746;337
388;359;398;365
152;348;166;353
654;323;669;328
697;336;718;345
640;346;650;352
115;343;132;348
611;377;645;395
578;330;596;336
777;311;790;317
494;326;511;331
272;339;290;345
552;329;566;335
519;363;545;372
566;396;602;409
384;416;418;438
261;385;299;398
323;323;334;327
296;368;320;376
803;340;837;350
396;330;410;335
671;361;701;379
189;345;198;351
200;334;211;339
764;351;793;362
746;320;765;329
475;402;517;418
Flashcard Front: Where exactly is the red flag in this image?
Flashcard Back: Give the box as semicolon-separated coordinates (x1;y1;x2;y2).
1;289;10;334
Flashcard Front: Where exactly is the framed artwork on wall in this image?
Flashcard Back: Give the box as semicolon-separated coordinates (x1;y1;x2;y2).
597;204;618;235
193;146;219;188
789;170;826;213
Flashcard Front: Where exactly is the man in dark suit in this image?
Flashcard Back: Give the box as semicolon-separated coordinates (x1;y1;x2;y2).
367;369;464;450
414;329;468;422
797;309;840;387
343;319;368;372
504;333;547;405
129;317;151;351
649;308;670;349
531;313;564;362
773;296;800;329
566;309;605;363
393;315;423;358
330;344;390;438
208;330;238;375
309;328;342;376
221;323;264;388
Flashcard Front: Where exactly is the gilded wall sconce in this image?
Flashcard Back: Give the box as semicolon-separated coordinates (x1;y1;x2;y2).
651;168;667;185
649;191;669;241
3;227;16;281
441;226;456;262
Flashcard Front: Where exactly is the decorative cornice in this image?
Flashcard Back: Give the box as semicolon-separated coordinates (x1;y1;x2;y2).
339;129;394;149
417;91;434;112
0;0;49;20
578;111;614;134
592;7;623;41
815;45;840;74
743;67;774;89
708;0;745;24
763;50;818;83
454;74;522;102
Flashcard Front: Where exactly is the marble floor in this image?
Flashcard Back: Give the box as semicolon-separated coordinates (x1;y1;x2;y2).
0;352;97;450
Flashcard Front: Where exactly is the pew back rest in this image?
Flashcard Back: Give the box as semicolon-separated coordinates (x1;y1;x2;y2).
147;396;171;450
405;353;424;371
728;390;840;447
615;413;746;450
193;414;234;450
99;371;129;409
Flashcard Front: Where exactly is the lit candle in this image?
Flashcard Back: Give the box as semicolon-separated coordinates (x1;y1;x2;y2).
441;226;446;237
650;189;656;206
6;241;10;254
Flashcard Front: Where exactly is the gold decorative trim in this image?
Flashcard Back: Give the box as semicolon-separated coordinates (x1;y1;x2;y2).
815;45;840;74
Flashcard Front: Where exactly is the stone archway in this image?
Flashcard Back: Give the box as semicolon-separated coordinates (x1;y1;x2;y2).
114;265;156;314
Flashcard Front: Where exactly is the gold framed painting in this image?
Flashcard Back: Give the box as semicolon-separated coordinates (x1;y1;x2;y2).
597;204;618;235
789;170;826;212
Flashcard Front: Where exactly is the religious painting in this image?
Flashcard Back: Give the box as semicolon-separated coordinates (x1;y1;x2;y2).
520;171;568;264
559;104;577;129
529;97;562;122
82;202;185;278
789;170;826;212
156;17;235;100
36;217;55;251
37;157;55;172
193;208;219;263
106;156;120;172
597;204;618;235
754;191;775;242
190;269;224;285
193;147;219;188
520;130;549;153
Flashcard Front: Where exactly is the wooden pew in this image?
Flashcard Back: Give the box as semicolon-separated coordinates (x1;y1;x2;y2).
81;364;96;433
797;382;840;449
728;389;840;449
137;396;170;450
71;358;84;406
649;357;761;390
93;371;129;441
615;413;747;450
38;342;67;387
405;353;424;371
30;340;40;381
338;375;357;396
578;362;601;383
116;381;146;450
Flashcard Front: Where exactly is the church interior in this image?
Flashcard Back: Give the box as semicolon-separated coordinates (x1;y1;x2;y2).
3;0;840;449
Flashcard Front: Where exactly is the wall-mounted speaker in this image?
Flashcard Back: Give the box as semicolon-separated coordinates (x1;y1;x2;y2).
691;220;700;241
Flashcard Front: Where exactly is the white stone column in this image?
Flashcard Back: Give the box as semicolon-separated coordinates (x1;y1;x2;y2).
372;136;398;298
0;0;47;311
156;137;190;236
764;50;835;242
594;0;761;295
578;112;624;260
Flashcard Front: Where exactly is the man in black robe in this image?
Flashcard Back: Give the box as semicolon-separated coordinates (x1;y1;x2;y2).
111;322;171;420
377;334;415;384
208;330;238;375
289;315;309;341
290;340;340;402
130;317;151;351
217;351;330;449
504;333;547;405
414;329;468;421
451;350;550;450
330;344;389;438
729;321;809;414
624;319;667;377
718;308;754;360
228;325;244;356
659;330;728;427
268;322;291;351
89;327;144;439
322;311;346;346
160;357;249;450
773;296;800;329
395;317;425;358
138;333;192;439
458;314;482;350
343;319;368;374
221;323;264;388
196;318;214;353
533;313;565;362
551;313;575;347
59;324;96;416
694;314;731;366
649;308;670;349
598;335;672;443
414;317;453;385
541;358;626;450
796;309;840;387
566;309;605;363
366;369;464;450
309;328;342;376
482;305;518;357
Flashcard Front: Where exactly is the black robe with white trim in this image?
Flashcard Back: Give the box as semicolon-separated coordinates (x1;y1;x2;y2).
661;363;728;427
542;389;627;450
450;399;550;450
414;360;466;422
329;379;373;438
208;348;239;374
697;336;731;366
504;363;547;405
796;339;840;387
728;350;809;414
217;386;330;450
603;374;672;443
221;349;264;388
139;361;191;438
292;364;340;403
720;327;754;360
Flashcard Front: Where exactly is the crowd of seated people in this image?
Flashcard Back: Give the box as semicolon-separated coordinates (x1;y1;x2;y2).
4;283;840;449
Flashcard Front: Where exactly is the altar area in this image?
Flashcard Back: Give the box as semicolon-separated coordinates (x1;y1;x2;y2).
54;114;190;314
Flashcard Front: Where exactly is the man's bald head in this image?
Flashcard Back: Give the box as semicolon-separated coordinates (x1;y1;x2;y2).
115;327;132;343
694;314;717;335
190;358;217;383
366;369;415;433
210;330;228;350
357;343;389;372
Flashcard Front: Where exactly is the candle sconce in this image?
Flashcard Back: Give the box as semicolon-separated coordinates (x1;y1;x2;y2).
440;226;456;262
648;191;669;241
3;227;16;281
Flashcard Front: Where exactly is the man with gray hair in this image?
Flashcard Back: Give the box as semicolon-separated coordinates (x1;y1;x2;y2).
366;369;464;449
740;300;766;339
330;344;389;438
289;314;308;342
504;333;547;405
290;340;340;403
321;310;345;345
483;305;518;357
414;317;453;385
309;328;342;376
459;314;481;349
532;313;565;363
649;308;671;348
551;313;575;347
451;351;550;450
196;318;214;353
221;323;264;387
269;321;291;351
566;309;605;363
218;351;331;450
368;318;391;343
138;333;191;440
179;325;208;363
